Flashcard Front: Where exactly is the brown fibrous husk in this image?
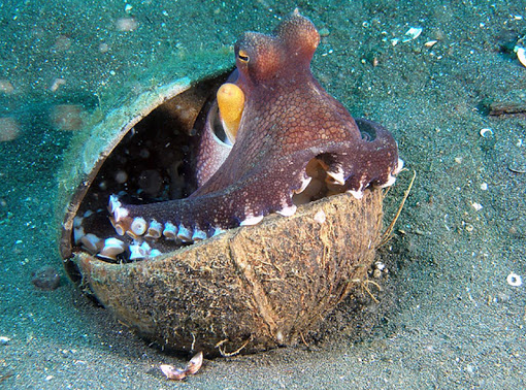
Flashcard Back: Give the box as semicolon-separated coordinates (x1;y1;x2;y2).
74;189;384;357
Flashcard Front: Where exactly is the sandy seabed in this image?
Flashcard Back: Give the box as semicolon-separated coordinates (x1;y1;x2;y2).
1;1;525;389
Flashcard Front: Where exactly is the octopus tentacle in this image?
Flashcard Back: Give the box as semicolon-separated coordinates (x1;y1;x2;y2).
110;152;315;240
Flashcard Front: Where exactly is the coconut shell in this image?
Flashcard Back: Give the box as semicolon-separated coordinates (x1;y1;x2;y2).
74;190;383;356
56;62;387;357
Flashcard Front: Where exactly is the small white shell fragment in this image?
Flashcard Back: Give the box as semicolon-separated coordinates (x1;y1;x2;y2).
374;261;386;271
0;336;10;345
514;46;526;68
403;27;423;42
480;183;488;191
506;272;522;287
479;128;493;137
186;351;203;375
472;202;483;211
160;365;187;381
424;40;438;48
161;351;203;381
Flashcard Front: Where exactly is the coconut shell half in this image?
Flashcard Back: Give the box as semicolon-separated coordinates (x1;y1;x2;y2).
75;191;383;356
57;69;386;357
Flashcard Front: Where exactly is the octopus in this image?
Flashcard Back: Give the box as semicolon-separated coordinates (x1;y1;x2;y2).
102;10;402;260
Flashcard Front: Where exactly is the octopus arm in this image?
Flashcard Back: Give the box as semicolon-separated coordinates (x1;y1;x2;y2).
109;151;318;240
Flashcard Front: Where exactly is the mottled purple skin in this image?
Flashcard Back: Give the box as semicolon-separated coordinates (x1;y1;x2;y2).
113;12;400;236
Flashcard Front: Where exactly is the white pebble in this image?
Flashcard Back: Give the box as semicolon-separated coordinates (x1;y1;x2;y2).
472;202;483;211
0;336;10;345
515;46;526;68
479;128;493;137
480;183;488;191
507;272;522;287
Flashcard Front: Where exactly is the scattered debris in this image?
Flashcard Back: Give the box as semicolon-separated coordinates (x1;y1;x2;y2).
0;79;14;94
391;26;423;46
115;17;138;32
0;116;20;142
515;45;526;68
479;128;493;137
471;202;483;211
424;40;438;48
318;27;330;37
49;104;85;131
50;78;66;92
31;266;61;290
403;27;423;42
488;101;526;117
508;164;526;174
160;351;203;381
506;272;522;287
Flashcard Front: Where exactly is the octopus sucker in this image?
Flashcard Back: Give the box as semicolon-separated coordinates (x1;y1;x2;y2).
98;238;126;260
240;214;264;226
163;222;178;240
145;220;162;239
130;217;147;236
276;204;297;217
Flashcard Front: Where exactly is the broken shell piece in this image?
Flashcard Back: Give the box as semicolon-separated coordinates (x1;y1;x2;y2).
186;351;204;375
402;27;423;42
479;128;493;137
514;46;526;68
161;352;203;381
507;272;522;287
57;45;392;355
160;365;187;381
424;40;438;48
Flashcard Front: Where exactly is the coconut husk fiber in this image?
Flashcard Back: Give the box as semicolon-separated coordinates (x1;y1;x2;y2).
74;190;384;357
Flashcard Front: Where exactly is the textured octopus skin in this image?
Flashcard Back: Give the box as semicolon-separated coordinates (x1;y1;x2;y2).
110;11;401;242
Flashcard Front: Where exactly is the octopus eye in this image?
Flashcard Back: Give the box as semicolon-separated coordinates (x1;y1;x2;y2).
237;49;249;63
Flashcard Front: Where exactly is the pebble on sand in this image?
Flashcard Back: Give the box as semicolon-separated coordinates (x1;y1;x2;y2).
49;104;85;131
0;117;21;142
31;266;61;290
